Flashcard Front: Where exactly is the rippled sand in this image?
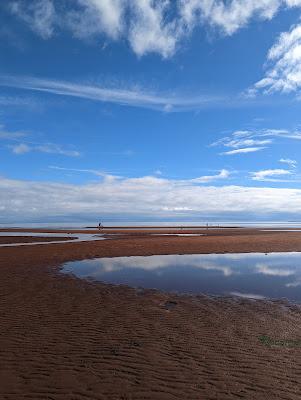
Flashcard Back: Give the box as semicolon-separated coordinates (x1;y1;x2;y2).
1;228;301;399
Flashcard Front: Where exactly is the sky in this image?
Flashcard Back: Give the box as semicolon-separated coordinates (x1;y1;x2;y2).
1;0;301;223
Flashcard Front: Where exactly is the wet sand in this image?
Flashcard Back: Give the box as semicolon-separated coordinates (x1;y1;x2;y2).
1;228;301;399
0;236;73;245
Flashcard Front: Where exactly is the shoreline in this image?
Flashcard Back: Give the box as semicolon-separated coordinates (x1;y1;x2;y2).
2;227;301;254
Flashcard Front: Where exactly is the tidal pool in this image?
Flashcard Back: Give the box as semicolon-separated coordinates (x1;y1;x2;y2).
61;252;301;302
0;232;106;247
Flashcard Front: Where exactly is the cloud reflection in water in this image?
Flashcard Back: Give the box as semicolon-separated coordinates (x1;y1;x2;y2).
62;253;301;302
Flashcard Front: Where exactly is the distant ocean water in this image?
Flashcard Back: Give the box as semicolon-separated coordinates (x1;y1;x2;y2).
2;221;301;229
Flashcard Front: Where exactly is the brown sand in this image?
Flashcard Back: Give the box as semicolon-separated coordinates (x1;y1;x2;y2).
1;229;301;399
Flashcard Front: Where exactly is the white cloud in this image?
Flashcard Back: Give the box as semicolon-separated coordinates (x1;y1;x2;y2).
10;0;55;39
49;165;110;177
214;128;301;144
222;147;265;155
0;75;223;112
0;96;38;108
89;254;234;276
35;144;80;157
0;124;80;157
121;171;231;187
180;0;281;36
190;169;231;183
9;0;301;57
256;263;294;276
2;174;301;222
10;143;80;157
260;128;301;139
249;21;301;95
251;168;293;181
226;138;272;148
0;125;27;140
9;0;181;56
11;143;31;154
286;280;301;287
279;158;298;168
213;128;301;155
230;292;266;300
128;0;179;58
66;0;125;40
180;0;301;40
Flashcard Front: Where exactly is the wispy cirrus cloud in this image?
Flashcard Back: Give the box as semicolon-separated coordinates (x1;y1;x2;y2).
48;165;115;179
212;128;301;156
280;158;298;168
222;147;265;155
2;74;299;112
0;95;38;108
10;0;55;39
0;125;27;139
11;143;30;154
0;124;80;157
49;166;231;185
250;168;293;182
0;75;225;112
10;142;80;157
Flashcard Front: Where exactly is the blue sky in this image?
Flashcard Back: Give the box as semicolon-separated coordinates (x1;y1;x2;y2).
1;0;301;223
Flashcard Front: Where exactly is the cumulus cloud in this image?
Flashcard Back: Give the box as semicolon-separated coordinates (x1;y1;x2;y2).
179;0;282;36
66;0;125;40
2;174;301;222
8;0;301;57
248;21;301;96
128;0;180;58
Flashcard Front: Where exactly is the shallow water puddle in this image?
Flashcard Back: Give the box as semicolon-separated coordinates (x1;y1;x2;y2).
0;232;106;247
151;233;205;237
61;253;301;302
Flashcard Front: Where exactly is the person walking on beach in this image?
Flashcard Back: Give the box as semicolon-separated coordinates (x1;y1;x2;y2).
98;222;103;231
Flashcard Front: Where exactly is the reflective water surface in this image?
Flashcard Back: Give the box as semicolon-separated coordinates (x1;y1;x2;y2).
61;253;301;302
0;232;106;247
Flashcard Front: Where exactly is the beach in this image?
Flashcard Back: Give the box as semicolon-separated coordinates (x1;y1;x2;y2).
1;228;301;399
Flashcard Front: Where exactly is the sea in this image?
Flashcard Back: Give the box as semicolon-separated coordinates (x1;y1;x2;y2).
1;221;301;229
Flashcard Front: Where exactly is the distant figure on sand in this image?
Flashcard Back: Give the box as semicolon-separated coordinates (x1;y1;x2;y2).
98;222;103;230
